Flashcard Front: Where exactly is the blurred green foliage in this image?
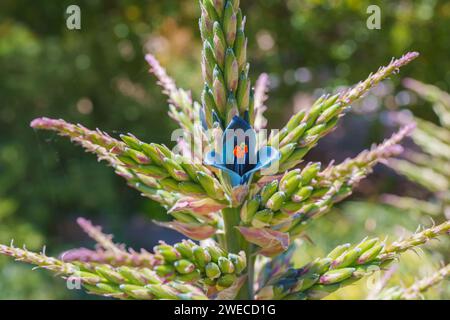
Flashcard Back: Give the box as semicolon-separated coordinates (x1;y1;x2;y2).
0;0;449;298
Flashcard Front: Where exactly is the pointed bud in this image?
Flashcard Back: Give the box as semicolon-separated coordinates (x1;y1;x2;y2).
355;237;379;252
146;284;179;299
154;265;176;279
286;111;306;131
240;198;260;224
162;158;190;182
280;201;303;215
213;0;225;17
279;147;310;171
205;262;222;279
279;143;297;164
292;186;313;203
124;148;150;164
300;163;321;184
95;266;125;283
225;49;239;92
213;22;227;67
326;243;351;260
319;268;355;285
174;259;196;274
357;243;385;264
196;171;226;200
120;134;143;150
266;191;287;211
159;178;180;192
316;103;342;124
237;71;250;113
203;0;220;23
223;2;237;45
280;123;307;147
177;182;205;197
218;257;235;274
217;273;237;288
177;269;202;283
234;30;247;71
169;197;227;216
231;0;240;11
135;165;169;179
226;93;239;124
213;66;227;115
141;143;164;166
174;241;194;260
154;244;181;262
260;180;279;205
251;209;273;228
331;248;362;269
193;245;212;268
280;174;302;197
206;245;227;262
228;252;246;274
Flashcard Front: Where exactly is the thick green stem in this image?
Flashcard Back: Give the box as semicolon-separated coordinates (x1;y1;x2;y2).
222;207;254;299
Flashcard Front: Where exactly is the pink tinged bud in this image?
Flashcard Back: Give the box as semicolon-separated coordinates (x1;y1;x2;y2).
236;227;290;257
168;197;227;216
153;220;216;241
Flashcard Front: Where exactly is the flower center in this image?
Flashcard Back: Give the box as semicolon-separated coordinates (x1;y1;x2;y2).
233;143;248;159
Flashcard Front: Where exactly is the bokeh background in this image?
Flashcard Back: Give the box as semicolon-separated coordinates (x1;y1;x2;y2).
0;0;449;299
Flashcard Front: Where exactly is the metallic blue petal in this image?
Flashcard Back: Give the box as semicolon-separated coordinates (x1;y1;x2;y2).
242;146;281;182
205;151;243;187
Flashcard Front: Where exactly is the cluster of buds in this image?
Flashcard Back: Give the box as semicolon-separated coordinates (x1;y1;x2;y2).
257;221;450;300
200;0;252;126
153;240;246;290
266;52;419;173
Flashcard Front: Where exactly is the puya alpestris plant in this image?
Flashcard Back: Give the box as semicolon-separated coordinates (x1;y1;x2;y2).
1;1;448;300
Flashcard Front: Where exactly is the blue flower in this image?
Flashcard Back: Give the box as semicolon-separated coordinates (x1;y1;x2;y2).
205;115;280;187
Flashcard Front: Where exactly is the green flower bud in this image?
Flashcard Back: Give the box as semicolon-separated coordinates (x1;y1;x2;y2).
240;198;260;224
234;30;247;71
203;0;220;23
212;0;225;17
225;49;239;92
331;248;362;269
213;22;227;67
236;71;250;113
228;253;246;274
326;243;351;260
213;66;227;114
280;174;302;197
154;244;181;262
162;158;190;182
174;259;196;274
300;163;321;185
280;201;303;215
174;241;195;260
154;265;176;279
231;0;240;11
205;262;222;279
261;180;279;205
252;209;273;228
280;123;307;147
95;266;125;283
226;94;239;124
319;268;355;285
117;155;137;167
279;147;310;171
135;165;169;179
203;41;216;83
177;269;202;283
266;191;287;211
177;182;206;197
193;245;212;268
355;237;379;252
146;284;179;300
316;103;342;124
357;243;385;264
159;178;180;192
292;186;313;203
196;171;226;200
217;273;237;288
223;2;237;46
141;143;164;166
117;266;147;286
271;211;291;226
120;134;142;151
279;143;297;164
207;245;227;262
218;257;235;274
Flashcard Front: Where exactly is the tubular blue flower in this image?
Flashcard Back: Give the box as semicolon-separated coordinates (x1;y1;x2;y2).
205;115;280;187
